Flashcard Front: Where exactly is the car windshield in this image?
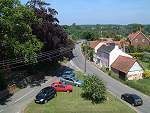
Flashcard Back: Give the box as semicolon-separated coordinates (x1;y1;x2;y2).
64;71;72;73
132;95;141;99
37;92;46;98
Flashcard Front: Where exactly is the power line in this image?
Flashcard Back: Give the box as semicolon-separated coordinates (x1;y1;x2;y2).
0;45;73;64
2;48;72;70
1;47;73;69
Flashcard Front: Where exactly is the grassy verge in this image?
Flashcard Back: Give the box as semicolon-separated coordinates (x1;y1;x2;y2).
25;87;136;113
138;60;150;70
25;71;136;113
102;68;150;96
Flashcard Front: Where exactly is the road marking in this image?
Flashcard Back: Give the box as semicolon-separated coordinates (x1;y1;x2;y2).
0;109;4;113
14;89;35;103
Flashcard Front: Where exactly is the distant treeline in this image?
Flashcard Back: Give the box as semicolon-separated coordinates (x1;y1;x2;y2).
63;24;150;41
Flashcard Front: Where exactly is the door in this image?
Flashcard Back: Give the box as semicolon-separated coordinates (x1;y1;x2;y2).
57;85;65;92
119;71;126;80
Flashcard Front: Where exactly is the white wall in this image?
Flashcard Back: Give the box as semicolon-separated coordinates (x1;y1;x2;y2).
94;42;105;53
127;62;143;80
109;46;132;68
129;62;143;72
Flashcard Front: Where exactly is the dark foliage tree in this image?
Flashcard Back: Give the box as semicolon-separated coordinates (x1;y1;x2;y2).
26;0;74;51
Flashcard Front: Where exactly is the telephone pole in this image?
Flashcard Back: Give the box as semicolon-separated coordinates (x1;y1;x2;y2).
84;41;88;73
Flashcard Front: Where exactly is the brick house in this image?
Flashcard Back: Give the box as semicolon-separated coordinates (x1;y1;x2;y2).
111;55;143;80
128;31;150;46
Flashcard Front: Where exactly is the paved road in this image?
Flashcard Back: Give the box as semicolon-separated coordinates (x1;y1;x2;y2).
0;76;58;113
71;44;150;113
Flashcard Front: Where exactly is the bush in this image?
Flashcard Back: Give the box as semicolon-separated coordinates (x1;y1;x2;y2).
144;70;150;78
129;53;144;59
81;75;106;104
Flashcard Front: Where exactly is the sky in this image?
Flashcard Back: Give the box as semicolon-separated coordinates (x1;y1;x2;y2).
21;0;150;25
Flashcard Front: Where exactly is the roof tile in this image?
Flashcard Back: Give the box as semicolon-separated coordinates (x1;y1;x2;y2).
111;55;136;74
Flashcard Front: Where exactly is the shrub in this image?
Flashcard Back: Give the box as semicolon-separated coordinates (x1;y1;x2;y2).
129;53;144;59
81;75;106;104
144;70;150;78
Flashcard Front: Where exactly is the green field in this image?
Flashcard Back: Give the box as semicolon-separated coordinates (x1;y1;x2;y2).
25;87;136;113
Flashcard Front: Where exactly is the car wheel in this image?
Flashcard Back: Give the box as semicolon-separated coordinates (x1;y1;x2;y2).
76;84;79;87
44;99;48;104
131;103;135;106
121;97;124;100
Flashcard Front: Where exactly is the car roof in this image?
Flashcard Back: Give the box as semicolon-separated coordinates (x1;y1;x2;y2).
42;87;55;91
123;93;141;98
130;94;141;99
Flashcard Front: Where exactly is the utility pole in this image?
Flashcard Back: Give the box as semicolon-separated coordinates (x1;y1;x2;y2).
84;53;86;73
84;41;87;73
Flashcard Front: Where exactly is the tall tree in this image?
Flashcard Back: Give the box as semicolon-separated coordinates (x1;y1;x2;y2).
26;0;73;51
0;0;43;63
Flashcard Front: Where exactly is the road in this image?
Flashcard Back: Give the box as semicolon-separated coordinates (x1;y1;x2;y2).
0;76;58;113
71;44;150;113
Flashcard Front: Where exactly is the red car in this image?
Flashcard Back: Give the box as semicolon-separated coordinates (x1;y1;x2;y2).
51;81;73;92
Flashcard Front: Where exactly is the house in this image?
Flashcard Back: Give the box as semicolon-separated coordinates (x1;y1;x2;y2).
128;31;150;46
111;55;143;80
90;40;106;62
96;43;132;69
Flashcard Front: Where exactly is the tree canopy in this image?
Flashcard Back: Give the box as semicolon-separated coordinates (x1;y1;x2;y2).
0;0;73;65
81;75;106;104
0;0;43;63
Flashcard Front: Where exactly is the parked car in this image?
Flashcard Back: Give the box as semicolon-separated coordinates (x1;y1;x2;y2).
51;81;73;92
62;73;75;78
62;70;75;78
121;93;143;106
35;87;56;104
60;77;83;87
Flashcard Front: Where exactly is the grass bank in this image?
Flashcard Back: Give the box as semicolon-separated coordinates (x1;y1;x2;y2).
25;71;136;113
25;87;136;113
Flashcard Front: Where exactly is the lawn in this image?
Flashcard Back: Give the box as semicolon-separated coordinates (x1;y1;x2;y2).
126;78;150;96
139;60;150;70
106;70;150;96
25;87;136;113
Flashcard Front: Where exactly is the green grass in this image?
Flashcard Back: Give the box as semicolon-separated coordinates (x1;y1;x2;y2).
139;60;150;70
125;78;150;96
107;70;150;96
25;87;136;113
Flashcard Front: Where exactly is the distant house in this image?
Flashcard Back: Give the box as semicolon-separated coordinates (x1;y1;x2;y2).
128;31;150;46
96;43;132;69
111;55;143;80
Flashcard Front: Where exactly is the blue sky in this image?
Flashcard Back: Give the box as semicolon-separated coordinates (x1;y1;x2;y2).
21;0;150;25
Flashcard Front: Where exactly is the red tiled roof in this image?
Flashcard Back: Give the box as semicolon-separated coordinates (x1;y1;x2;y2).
128;31;144;40
111;55;136;74
89;41;100;49
128;33;137;39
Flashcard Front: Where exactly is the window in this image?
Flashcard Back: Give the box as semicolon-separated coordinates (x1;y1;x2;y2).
135;39;138;42
142;39;145;42
59;85;65;88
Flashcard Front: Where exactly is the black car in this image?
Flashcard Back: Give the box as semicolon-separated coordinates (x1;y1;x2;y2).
121;93;143;106
35;87;57;104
